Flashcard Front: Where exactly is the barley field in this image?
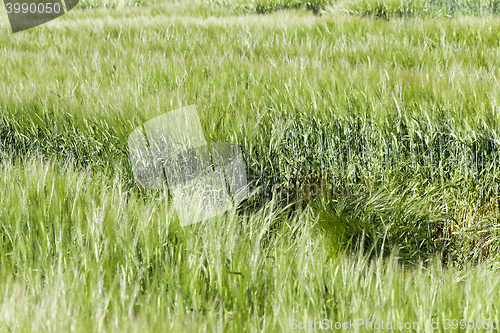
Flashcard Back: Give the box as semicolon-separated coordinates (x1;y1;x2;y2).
1;0;500;331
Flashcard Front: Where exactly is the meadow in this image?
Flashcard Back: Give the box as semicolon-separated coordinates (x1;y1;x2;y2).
1;0;500;331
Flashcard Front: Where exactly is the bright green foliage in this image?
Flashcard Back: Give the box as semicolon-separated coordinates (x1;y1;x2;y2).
1;0;500;331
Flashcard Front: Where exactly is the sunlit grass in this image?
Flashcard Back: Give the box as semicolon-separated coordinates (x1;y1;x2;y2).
1;0;500;331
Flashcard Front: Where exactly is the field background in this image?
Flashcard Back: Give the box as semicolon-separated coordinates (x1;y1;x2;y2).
1;0;500;331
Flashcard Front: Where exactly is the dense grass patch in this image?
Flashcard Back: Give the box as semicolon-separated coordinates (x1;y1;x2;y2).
1;158;499;331
2;1;500;331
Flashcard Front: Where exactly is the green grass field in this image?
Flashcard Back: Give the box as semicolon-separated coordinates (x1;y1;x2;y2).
1;0;500;331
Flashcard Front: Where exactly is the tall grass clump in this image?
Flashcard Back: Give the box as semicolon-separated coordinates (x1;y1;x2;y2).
244;108;500;263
